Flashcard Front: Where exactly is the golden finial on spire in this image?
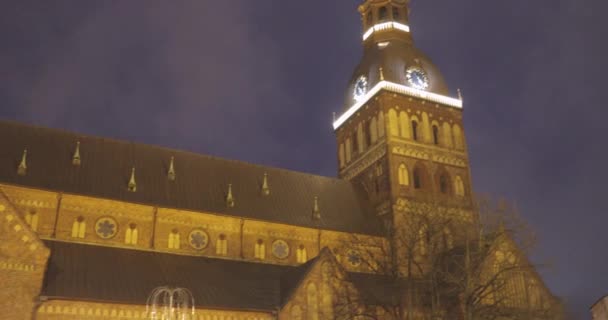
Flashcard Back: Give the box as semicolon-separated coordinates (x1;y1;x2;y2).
17;149;28;176
168;156;176;181
261;173;270;196
226;183;235;207
72;141;81;166
312;196;321;220
379;67;385;81
128;167;137;192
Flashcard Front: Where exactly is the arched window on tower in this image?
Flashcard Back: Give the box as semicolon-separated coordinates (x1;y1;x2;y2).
439;174;449;194
71;216;86;239
370;117;378;144
125;223;138;245
432;125;440;145
398;164;409;186
25;210;39;232
392;6;400;20
454;176;466;197
366;11;373;26
413;167;422;189
364;120;373;148
412;120;419;141
388;109;399;136
378;6;388;21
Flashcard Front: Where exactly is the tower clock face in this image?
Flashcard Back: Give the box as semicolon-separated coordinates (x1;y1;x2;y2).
353;76;368;101
406;67;429;90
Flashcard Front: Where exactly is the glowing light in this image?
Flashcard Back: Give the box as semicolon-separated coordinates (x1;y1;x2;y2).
363;22;410;41
333;81;463;130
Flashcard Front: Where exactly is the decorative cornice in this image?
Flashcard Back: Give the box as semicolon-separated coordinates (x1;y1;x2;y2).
341;144;387;180
392;146;430;161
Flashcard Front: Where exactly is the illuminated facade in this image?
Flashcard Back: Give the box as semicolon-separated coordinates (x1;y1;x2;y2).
0;1;560;319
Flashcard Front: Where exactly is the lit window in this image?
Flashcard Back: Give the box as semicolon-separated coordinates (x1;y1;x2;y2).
125;223;138;245
297;245;308;263
216;234;228;256
25;210;39;232
71;216;86;239
255;239;266;260
398;164;409;186
168;229;180;249
454;176;466;197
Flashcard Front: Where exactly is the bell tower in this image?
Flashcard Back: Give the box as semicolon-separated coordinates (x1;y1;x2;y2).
335;0;473;218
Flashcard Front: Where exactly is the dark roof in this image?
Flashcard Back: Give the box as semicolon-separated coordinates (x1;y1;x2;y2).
43;240;287;311
0;120;383;235
42;241;392;311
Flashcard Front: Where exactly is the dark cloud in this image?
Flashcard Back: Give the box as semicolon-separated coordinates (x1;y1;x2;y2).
1;0;606;318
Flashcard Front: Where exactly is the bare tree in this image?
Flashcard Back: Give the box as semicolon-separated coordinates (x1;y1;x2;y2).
332;196;563;320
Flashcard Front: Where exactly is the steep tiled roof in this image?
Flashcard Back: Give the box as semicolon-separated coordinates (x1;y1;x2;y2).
0;120;383;235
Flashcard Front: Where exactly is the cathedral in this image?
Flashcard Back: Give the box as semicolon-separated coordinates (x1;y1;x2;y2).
0;1;561;319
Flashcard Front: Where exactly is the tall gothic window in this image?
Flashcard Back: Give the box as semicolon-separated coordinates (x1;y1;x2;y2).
439;174;449;194
25;210;39;232
413;167;422;189
297;245;308;263
433;125;440;145
392;7;400;20
125;223;138;245
398;164;409;186
168;229;180;249
378;6;388;21
412;120;419;141
216;234;228;256
71;216;86;239
255;239;266;260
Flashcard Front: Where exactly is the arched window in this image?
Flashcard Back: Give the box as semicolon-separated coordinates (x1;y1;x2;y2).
439;174;449;194
454;176;465;197
356;124;364;155
392;7;400;20
418;226;428;255
345;137;352;163
399;111;410;139
411;120;419;141
398;164;409;186
255;239;266;260
443;122;453;148
364;120;373;147
388;109;399;136
168;229;180;249
443;228;454;250
297;245;308;263
370;117;378;144
377;111;385;138
378;6;388;21
338;143;345;168
25;210;39;232
413;167;422;189
366;11;373;25
125;223;138;245
307;283;319;320
432;125;440;145
453;124;464;150
216;234;228;255
71;216;86;239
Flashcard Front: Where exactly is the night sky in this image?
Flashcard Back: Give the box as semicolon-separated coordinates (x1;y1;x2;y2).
1;1;606;318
